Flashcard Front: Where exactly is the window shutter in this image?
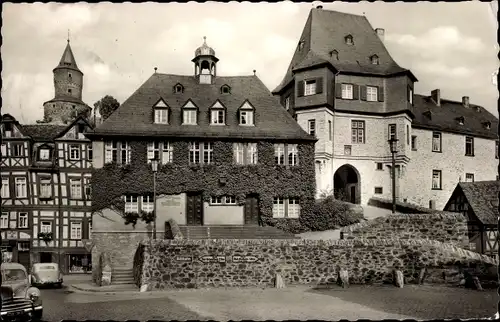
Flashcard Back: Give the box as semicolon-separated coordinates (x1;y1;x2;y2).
353;85;359;100
335;84;342;98
378;86;385;102
316;77;323;94
297;81;304;97
360;86;367;101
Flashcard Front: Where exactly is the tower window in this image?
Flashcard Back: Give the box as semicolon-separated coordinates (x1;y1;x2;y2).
68;73;72;78
72;105;76;109
345;35;354;45
221;85;231;94
330;50;339;60
68;89;72;94
370;55;379;65
298;40;305;51
174;84;184;93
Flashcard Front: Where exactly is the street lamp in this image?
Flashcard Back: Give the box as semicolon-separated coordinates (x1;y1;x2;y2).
388;138;399;214
150;158;159;239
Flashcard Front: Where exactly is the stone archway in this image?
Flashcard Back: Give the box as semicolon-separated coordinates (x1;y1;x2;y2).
333;164;361;204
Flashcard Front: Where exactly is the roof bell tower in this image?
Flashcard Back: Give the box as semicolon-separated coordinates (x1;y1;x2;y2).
53;34;84;101
192;36;219;84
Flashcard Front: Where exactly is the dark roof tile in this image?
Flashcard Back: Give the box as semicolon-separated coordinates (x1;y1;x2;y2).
21;124;67;141
458;181;499;225
90;73;314;141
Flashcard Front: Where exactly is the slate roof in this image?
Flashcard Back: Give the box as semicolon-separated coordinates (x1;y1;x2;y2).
54;41;82;73
411;95;498;139
43;95;91;108
273;8;415;93
87;73;315;141
21;124;67;141
457;181;499;225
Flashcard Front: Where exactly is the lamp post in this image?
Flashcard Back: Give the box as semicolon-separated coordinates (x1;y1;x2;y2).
150;158;159;239
388;138;399;214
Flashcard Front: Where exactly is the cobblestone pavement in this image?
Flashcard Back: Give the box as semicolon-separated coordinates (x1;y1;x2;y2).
312;284;499;320
39;286;209;321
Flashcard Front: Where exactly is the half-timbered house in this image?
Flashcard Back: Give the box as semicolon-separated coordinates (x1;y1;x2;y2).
443;180;499;260
1;38;94;274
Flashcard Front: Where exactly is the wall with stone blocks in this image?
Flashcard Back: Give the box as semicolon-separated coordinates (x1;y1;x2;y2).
138;238;497;289
340;212;469;248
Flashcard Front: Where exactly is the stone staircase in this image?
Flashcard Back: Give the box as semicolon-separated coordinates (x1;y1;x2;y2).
178;225;299;239
112;267;135;285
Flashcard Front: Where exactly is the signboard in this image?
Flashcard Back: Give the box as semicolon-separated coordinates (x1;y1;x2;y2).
198;255;226;263
232;255;258;263
176;256;192;262
197;255;259;264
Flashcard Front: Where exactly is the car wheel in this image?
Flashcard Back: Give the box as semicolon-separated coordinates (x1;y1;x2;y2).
32;309;43;321
56;283;62;289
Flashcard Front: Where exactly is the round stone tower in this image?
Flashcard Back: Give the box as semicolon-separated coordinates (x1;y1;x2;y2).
43;38;91;125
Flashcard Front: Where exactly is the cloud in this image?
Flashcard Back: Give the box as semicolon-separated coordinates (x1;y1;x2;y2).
385;26;486;56
414;61;473;78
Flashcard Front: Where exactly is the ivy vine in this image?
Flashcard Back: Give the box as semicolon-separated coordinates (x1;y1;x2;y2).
91;140;316;233
38;232;53;244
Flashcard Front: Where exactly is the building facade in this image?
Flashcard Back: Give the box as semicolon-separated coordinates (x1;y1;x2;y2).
86;38;316;271
0;40;94;274
272;7;498;210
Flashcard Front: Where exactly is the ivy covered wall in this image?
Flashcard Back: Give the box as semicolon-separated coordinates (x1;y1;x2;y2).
91;140;316;232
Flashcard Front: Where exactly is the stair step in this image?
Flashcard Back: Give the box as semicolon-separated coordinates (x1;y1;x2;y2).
113;277;135;281
111;281;136;285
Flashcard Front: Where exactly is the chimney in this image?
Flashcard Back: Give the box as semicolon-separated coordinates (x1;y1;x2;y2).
375;28;385;42
462;96;470;108
431;89;440;106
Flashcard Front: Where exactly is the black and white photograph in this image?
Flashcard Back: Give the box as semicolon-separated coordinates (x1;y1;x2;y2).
0;1;498;321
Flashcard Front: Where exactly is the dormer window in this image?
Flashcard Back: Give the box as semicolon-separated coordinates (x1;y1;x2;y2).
330;50;339;60
221;85;231;94
68;89;72;94
238;101;255;126
370;54;379;65
456;116;464;125
483;121;491;129
182;100;198;125
153;99;169;124
173;84;184;93
423;111;432;120
39;148;51;161
345;35;354;45
211;109;225;125
298;40;305;51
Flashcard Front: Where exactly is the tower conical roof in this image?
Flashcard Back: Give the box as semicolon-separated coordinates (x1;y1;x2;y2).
54;40;81;73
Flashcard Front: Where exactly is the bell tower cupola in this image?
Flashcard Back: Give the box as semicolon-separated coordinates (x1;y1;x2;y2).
192;36;219;84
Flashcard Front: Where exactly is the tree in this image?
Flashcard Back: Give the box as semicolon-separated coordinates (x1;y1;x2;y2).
94;95;120;121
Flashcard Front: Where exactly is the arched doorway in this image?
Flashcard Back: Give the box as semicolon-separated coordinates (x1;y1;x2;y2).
333;164;360;204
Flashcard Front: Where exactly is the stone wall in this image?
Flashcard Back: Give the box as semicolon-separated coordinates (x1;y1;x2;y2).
367;197;439;214
340;212;469;248
138;238;498;290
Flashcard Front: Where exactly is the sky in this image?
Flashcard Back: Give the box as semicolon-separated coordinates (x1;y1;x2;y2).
2;1;499;124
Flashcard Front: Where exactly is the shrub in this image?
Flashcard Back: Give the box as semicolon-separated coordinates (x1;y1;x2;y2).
300;196;363;231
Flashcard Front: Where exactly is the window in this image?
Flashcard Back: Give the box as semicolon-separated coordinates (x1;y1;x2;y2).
12;144;23;157
162;142;173;164
351;120;365;144
183;110;197;125
272;198;300;218
39;148;50;161
366;86;378;101
210;196;236;205
411;136;417;150
345;35;353;45
370;55;379;65
465;136;474;156
388;124;397;140
407;86;413;104
120;142;130;164
1;144;6;156
221;85;231;94
211;109;225;125
124;195;139;213
105;141;131;164
285;96;290;110
376;163;383;171
189;142;212;164
41;221;52;233
1;213;8;229
240;110;254;126
308;120;316;136
465;173;474;183
496;141;498;159
1;178;9;198
275;144;285;165
147;142;173;164
84;178;91;200
298;41;304;51
374;187;383;194
18;213;28;228
330;50;339;60
154;109;168;124
69;145;80;160
432;132;442;152
304;80;317;96
432;170;442;190
68;89;72;94
88;221;92;239
288;144;298;166
71;222;82;240
234;143;258;165
15;177;27;198
68;72;72;78
328;120;332;141
174;84;184;93
141;195;154;213
344;145;352;155
88;144;92;161
39;177;52;198
341;84;353;99
70;178;82;199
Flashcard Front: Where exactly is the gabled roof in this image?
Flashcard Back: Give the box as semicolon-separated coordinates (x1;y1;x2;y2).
87;73;314;141
43;95;90;108
54;40;82;73
450;181;499;225
21;124;67;141
411;95;498;139
55;115;93;139
273;8;415;93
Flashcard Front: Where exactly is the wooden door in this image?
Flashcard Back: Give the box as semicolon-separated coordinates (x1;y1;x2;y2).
349;186;356;204
186;192;203;226
17;251;30;272
244;195;260;225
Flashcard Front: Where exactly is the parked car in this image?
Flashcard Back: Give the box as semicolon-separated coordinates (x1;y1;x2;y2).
30;263;64;288
1;262;43;321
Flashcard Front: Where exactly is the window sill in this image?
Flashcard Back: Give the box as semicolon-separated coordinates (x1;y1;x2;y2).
375;169;384;171
303;93;319;97
431;188;443;191
153;122;169;125
209;204;239;207
411;148;417;151
69;158;82;161
39;197;53;201
210;124;226;126
69;198;84;201
465;154;475;157
182;124;198;126
432;150;442;153
239;124;255;127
